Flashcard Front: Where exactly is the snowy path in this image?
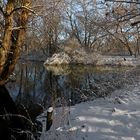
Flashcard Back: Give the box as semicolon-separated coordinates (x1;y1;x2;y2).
39;83;140;140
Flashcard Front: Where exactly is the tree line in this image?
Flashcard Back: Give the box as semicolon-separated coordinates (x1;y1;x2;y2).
23;0;140;58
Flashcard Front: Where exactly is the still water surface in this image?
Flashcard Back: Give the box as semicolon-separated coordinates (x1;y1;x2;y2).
7;61;133;108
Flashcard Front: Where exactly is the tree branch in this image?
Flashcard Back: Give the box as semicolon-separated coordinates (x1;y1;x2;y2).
9;6;37;16
105;0;140;4
11;26;25;30
0;6;5;16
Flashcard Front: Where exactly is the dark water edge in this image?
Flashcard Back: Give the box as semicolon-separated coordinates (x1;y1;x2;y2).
6;61;140;109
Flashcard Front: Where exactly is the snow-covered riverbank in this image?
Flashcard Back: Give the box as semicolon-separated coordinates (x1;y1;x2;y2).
39;80;140;140
44;51;140;67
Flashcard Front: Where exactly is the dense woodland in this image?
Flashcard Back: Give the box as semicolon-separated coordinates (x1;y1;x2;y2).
0;0;140;140
24;0;140;57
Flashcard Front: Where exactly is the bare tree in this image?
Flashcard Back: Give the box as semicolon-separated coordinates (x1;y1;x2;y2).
0;0;31;85
24;0;64;58
0;1;34;139
103;0;140;55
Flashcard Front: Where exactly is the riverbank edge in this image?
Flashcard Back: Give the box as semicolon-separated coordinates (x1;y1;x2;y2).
44;52;140;67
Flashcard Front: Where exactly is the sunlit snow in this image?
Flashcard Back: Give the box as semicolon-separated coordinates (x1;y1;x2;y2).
38;83;140;140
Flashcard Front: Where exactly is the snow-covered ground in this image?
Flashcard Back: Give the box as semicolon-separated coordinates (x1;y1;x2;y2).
38;82;140;140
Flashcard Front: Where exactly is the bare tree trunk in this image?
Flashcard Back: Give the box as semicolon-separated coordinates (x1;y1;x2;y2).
0;1;32;139
0;1;14;78
0;0;31;85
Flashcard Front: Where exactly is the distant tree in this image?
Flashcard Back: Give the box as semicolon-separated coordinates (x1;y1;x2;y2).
64;0;104;50
24;0;64;58
104;0;140;55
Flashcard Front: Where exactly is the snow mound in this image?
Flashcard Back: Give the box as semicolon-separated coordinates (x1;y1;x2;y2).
44;52;71;65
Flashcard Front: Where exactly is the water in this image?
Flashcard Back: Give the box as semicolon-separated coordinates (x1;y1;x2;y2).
7;61;133;108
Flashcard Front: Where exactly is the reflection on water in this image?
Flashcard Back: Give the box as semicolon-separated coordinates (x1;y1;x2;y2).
45;65;70;75
7;62;133;108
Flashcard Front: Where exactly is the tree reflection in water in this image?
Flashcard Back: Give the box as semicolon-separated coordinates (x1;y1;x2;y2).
7;62;133;109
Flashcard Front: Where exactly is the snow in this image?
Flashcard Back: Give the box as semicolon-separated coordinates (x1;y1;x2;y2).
47;107;53;113
44;50;140;66
38;82;140;140
44;52;71;65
